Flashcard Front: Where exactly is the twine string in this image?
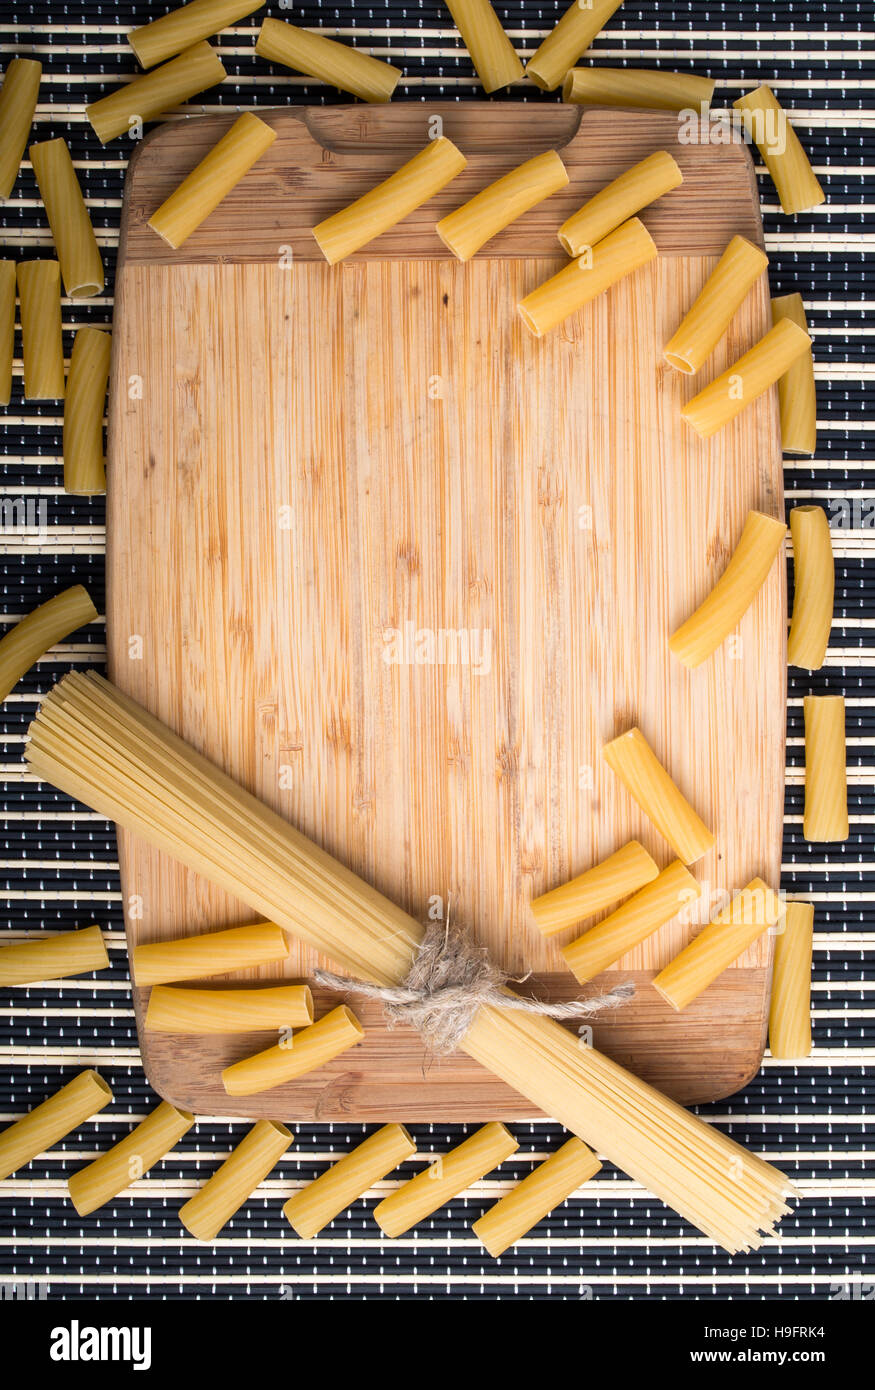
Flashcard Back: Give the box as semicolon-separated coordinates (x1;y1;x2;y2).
314;918;635;1055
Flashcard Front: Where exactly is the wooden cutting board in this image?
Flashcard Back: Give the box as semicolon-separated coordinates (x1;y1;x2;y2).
107;103;786;1120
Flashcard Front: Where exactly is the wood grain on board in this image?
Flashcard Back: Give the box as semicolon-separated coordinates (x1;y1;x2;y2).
107;104;785;1119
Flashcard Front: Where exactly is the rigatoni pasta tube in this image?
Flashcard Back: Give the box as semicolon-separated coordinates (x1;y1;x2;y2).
733;86;824;215
653;879;785;1012
148;112;276;249
17;260;64;400
255;18;401;104
129;0;265;69
563;66;715;112
669;510;787;668
769;902;814;1060
602;727;715;865
681;317;812;439
24;673;797;1254
284;1124;416;1239
222;1005;364;1097
444;0;523;93
663;235;768;374
64;327;111;495
179;1120;292;1241
472;1137;600;1257
531;840;659;937
131;921;289;987
517;216;657;338
313;138;467;265
0;1070;112;1181
145;982;313;1033
558;150;682;258
67;1100;194;1216
0;260;14;406
29;139;104;297
0;58;41;199
561;861;701;984
0;585;97;705
0;925;108;988
86;42;227;144
788;506;833;670
436;150;568;261
803;696;848;843
772;292;816;454
374;1122;518;1238
526;0;625;92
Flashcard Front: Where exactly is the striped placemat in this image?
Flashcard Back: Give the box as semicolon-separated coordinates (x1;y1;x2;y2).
0;1;871;1299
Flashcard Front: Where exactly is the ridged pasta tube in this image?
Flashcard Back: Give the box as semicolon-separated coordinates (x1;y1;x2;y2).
29;138;104;297
0;924;108;987
602;727;715;865
530;840;659;937
0;585;97;705
733;86;824;215
787;506;833;670
64;327;111;495
179;1120;293;1241
768;902;814;1060
669;510;787;668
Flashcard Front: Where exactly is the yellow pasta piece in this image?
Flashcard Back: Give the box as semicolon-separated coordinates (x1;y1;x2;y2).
0;260;14;406
131;921;290;987
67;1100;194;1216
64;327;111;495
86;41;227;144
145;982;313;1033
531;840;659;937
17;259;64;400
444;0;523;93
255;18;401;103
0;1070;112;1181
653;879;785;1012
772;292;816;455
768;902;814;1060
733;86;824;215
0;584;97;705
517;216;657;338
561;860;701;983
803;696;848;843
148;112;276;249
24;672;798;1254
472;1137;601;1257
0;57;41;199
669;510;787;668
526;0;624;92
558;150;682;258
0;924;108;988
787;506;833;670
222;1005;364;1096
129;0;265;69
681;317;811;439
374;1122;519;1238
602;727;715;865
179;1120;292;1241
313;137;466;265
663;235;769;374
284;1124;416;1239
436;150;568;261
563;66;715;112
29;138;104;298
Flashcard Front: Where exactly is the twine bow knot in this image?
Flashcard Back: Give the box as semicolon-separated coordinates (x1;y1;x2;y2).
314;918;634;1055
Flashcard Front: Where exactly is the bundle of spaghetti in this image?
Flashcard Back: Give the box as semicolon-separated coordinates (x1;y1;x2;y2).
24;671;796;1252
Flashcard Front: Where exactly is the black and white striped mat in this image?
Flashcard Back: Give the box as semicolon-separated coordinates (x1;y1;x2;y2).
0;0;871;1300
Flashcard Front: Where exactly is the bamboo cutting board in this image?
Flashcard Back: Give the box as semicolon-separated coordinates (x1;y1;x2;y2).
107;104;786;1120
